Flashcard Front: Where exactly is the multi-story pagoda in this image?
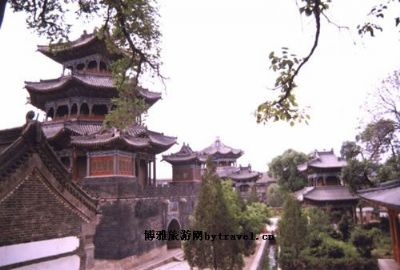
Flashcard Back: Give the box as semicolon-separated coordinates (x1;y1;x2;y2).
163;138;262;199
25;31;176;189
295;149;358;218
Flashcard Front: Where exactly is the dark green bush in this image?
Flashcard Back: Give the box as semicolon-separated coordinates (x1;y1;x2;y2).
303;257;377;270
351;227;375;258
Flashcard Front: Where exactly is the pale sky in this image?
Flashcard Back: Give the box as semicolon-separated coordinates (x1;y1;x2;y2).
1;1;400;178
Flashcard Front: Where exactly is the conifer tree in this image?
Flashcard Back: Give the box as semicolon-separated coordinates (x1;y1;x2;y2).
184;159;244;270
278;196;308;270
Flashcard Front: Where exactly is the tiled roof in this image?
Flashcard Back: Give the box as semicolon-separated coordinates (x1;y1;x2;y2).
358;180;400;210
0;121;97;220
37;31;122;64
37;32;97;54
257;172;276;184
71;124;176;154
41;121;102;139
216;166;239;178
298;149;347;171
162;143;201;164
200;137;243;159
228;165;261;181
0;126;24;150
301;186;358;202
25;74;161;102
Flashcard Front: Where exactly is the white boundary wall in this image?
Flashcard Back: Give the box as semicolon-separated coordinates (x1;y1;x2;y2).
0;236;79;267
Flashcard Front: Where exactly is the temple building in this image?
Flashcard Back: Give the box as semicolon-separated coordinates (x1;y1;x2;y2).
25;31;176;190
295;149;358;217
0;31;201;269
359;180;400;269
163;138;263;200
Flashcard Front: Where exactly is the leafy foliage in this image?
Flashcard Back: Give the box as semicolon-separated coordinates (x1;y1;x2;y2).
240;201;270;255
266;183;287;207
258;0;400;125
341;159;374;192
184;168;271;269
359;119;397;162
257;0;330;124
337;214;354;241
269;149;308;192
350;227;375;258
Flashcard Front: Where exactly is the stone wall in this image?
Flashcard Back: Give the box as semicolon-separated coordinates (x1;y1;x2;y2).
81;178;200;260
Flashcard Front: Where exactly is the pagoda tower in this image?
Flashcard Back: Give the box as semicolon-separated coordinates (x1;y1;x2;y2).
25;31;176;191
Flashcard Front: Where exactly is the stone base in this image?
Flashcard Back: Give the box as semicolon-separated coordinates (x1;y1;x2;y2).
92;245;167;270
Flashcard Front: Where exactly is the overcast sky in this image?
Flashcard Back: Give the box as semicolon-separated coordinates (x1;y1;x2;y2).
1;1;400;178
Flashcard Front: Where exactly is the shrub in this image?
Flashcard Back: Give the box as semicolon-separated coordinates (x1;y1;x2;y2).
303;257;377;270
351;227;375;258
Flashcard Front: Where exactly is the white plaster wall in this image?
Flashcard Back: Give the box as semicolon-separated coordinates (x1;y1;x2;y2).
0;236;79;267
14;255;80;270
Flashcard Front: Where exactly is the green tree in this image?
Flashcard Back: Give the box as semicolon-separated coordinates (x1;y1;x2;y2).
184;160;244;270
278;196;308;270
240;202;270;255
341;159;375;192
359;118;398;162
337;214;354;241
340;141;362;161
266;183;287;207
269;149;308;192
5;0;163;128
247;186;260;204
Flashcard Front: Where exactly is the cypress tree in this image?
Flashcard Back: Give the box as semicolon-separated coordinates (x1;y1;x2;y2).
184;159;244;270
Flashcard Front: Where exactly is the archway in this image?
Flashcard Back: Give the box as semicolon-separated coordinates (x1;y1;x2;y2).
167;219;181;249
80;103;89;115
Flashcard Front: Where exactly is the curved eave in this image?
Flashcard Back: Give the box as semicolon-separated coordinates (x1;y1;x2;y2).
72;134;176;154
303;196;359;203
360;196;400;211
138;88;162;105
26;77;116;110
230;173;261;181
308;164;346;169
208;151;243;160
358;185;400;211
37;35;120;64
25;75;115;92
162;155;200;165
303;191;359;202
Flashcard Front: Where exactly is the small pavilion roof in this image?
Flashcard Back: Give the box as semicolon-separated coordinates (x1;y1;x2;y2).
162;143;201;165
37;31;121;64
71;124;176;154
257;172;276;184
295;185;358;202
298;149;347;172
358;180;400;211
199;137;243;160
25;74;161;110
227;165;261;181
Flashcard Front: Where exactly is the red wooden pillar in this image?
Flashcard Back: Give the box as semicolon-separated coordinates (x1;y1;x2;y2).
72;147;78;181
388;209;400;263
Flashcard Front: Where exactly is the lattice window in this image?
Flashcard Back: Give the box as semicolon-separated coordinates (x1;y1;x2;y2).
118;156;133;176
90;156;113;176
